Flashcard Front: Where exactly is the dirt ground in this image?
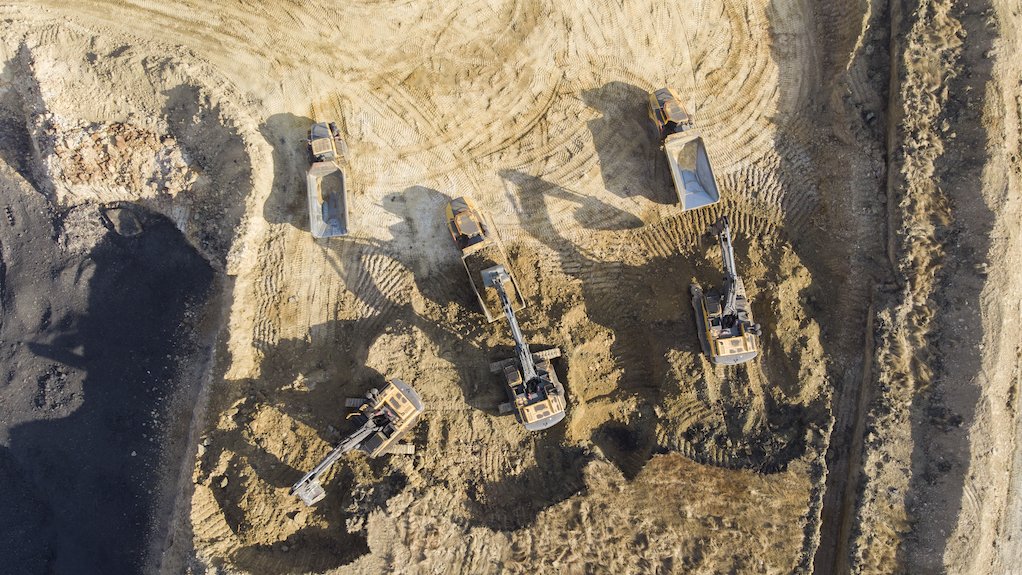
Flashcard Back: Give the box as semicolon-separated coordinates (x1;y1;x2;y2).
0;0;1019;573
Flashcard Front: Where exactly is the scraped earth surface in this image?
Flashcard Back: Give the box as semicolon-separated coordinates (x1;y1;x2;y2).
0;0;1019;574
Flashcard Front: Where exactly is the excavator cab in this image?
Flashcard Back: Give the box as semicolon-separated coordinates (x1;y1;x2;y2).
691;217;762;365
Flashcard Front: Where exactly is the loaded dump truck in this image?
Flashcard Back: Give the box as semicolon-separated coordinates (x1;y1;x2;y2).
445;197;525;322
306;121;349;237
647;88;721;211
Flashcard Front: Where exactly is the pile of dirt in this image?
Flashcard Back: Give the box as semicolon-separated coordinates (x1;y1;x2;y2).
31;117;197;201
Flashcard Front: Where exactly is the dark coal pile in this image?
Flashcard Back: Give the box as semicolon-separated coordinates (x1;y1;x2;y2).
0;177;213;574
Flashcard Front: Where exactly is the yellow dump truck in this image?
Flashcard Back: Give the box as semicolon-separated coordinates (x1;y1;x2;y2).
484;266;567;431
648;87;721;211
446;197;525;322
306;121;349;237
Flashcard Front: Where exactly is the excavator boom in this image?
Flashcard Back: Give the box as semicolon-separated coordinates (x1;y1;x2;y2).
484;266;538;382
290;420;380;505
712;216;739;318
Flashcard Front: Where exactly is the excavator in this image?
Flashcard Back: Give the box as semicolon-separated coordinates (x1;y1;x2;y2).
691;216;762;365
290;380;424;506
484;266;566;431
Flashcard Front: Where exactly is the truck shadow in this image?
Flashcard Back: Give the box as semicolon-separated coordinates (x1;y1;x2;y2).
582;81;676;205
313;185;504;413
259;112;316;231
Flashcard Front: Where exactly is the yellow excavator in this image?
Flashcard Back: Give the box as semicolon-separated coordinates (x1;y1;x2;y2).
691;216;762;365
485;266;566;431
290;380;424;506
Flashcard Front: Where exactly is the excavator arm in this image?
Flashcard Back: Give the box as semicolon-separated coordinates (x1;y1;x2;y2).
711;216;739;319
290;417;381;506
484;266;538;382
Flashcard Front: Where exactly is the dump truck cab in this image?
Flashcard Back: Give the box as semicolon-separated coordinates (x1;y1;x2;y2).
308;121;345;162
648;87;693;139
446;197;488;250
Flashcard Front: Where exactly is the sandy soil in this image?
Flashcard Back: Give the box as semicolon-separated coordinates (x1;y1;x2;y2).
0;0;1019;573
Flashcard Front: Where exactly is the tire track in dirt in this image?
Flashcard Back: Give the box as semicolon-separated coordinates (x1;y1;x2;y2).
7;1;846;572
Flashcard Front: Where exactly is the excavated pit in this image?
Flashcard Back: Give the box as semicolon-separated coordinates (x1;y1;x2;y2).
0;28;255;574
3;0;1019;573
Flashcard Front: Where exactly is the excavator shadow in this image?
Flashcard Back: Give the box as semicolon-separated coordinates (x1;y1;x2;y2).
468;434;591;532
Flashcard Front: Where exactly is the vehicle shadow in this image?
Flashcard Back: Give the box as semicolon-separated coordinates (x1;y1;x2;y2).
582;81;676;205
894;1;994;571
500;168;698;478
162;84;253;265
259;112;316;231
313;185;502;413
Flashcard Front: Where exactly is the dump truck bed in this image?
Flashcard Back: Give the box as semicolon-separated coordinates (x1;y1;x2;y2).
663;131;721;211
462;242;525;322
306;161;348;238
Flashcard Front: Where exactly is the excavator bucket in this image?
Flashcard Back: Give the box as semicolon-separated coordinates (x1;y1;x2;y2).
292;479;327;506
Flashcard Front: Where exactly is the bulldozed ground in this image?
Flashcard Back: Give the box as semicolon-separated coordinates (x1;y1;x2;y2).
0;0;1019;574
